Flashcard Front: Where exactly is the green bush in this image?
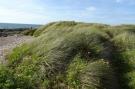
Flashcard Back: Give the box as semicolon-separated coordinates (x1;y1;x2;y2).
22;29;36;36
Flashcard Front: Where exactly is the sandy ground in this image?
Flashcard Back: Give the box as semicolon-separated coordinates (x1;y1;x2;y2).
0;35;34;64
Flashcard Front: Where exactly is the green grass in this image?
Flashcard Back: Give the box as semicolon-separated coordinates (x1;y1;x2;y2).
0;21;135;89
21;29;36;36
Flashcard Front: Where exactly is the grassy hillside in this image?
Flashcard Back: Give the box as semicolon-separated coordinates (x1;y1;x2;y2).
0;21;135;89
0;28;36;37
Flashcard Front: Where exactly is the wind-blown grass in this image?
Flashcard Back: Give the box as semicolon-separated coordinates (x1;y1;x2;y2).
0;21;135;89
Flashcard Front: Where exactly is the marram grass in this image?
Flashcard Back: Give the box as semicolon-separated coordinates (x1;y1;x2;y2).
0;21;135;89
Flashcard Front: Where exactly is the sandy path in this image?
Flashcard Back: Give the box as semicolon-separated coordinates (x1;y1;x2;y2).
0;35;34;64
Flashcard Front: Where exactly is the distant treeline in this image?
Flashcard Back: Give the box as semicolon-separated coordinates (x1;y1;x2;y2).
0;28;36;37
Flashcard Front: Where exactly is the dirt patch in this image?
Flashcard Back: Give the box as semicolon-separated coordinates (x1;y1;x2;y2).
0;35;34;64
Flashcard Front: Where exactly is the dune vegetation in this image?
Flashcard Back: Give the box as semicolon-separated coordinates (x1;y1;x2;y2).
0;21;135;89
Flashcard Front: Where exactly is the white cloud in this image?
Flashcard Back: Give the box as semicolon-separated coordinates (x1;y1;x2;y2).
0;0;51;24
0;6;49;24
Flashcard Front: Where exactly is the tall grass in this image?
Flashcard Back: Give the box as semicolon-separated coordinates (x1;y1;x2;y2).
0;21;135;89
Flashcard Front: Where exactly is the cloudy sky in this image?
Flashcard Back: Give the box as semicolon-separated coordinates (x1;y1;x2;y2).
0;0;135;24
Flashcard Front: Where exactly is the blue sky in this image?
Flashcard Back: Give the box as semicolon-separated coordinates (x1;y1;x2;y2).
0;0;135;24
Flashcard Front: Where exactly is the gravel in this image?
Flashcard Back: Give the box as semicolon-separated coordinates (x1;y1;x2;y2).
0;35;34;64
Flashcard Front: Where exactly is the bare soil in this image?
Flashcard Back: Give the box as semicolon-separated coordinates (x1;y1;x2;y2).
0;35;34;64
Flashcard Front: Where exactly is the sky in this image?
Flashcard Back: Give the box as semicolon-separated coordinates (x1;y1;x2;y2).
0;0;135;24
